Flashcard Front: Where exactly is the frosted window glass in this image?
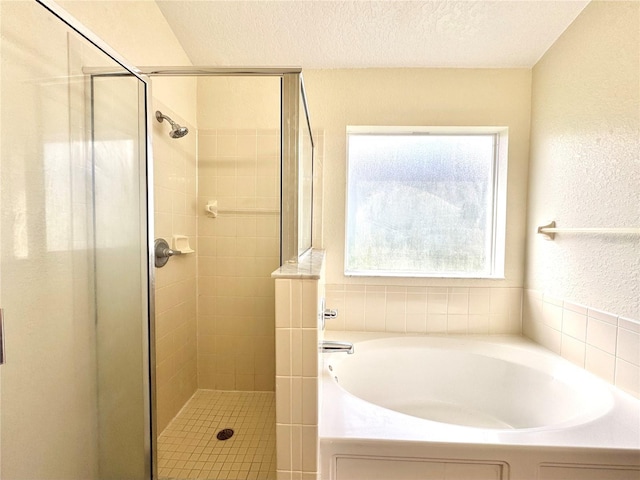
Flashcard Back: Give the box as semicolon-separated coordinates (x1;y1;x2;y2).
346;133;497;276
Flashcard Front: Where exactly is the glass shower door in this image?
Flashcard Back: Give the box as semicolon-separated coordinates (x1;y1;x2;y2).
0;2;151;478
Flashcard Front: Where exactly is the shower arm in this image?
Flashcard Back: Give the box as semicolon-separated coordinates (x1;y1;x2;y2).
155;111;177;128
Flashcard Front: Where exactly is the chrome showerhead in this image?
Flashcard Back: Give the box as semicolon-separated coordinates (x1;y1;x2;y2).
155;110;189;139
170;125;189;139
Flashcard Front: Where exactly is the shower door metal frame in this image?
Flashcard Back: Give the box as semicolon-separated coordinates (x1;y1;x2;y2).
33;2;156;479
137;67;314;265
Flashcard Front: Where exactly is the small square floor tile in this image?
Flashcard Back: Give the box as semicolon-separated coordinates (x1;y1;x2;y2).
159;390;275;480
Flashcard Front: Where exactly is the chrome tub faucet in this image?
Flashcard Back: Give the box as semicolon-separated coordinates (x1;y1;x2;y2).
320;340;354;354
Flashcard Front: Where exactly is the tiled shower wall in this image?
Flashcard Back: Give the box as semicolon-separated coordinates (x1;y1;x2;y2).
196;128;280;392
523;290;640;398
153;103;198;432
325;285;522;334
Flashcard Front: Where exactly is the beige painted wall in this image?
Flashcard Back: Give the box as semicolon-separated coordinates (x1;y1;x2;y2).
525;1;639;320
308;69;531;335
523;1;639;398
304;68;532;288
60;0;197;125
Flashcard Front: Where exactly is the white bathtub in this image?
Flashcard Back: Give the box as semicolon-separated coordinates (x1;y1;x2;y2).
320;332;640;480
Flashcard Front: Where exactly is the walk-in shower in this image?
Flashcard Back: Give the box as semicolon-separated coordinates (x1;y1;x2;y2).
155;110;189;138
147;69;314;480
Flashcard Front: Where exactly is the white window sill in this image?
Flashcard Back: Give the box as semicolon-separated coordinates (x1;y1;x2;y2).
345;270;506;280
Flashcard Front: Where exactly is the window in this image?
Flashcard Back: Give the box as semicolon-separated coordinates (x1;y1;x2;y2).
345;126;507;278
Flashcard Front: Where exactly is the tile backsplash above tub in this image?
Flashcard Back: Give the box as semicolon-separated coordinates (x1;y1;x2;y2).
523;289;640;398
324;285;522;335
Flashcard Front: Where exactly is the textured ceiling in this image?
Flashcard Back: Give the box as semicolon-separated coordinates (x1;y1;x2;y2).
155;1;589;69
156;0;588;68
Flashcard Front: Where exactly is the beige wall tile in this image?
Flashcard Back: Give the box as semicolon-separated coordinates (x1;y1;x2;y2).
217;134;237;156
448;292;469;315
585;345;615;384
447;314;468;334
275;329;292;376
291;378;303;425
561;334;585;367
615;359;640;397
562;310;587;341
406;313;427;334
617;328;640;366
427;314;447;333
542;301;563;331
276;425;292;472
427;293;447;314
301;329;318;377
301;378;318;426
468;315;490;334
301;426;318;473
489;290;509;315
364;290;386;331
255;374;275;391
275;377;292;424
290;426;302;472
469;289;490;315
385;292;407;332
586;318;617;354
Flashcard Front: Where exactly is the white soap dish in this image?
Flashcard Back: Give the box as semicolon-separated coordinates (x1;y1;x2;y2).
172;235;194;254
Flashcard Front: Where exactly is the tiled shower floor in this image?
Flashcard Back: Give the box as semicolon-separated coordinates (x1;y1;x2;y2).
158;390;276;480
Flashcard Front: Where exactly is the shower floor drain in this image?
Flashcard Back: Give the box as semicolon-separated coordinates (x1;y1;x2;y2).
216;428;234;441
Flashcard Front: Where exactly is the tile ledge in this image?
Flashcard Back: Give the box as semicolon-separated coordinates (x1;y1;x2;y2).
271;249;325;279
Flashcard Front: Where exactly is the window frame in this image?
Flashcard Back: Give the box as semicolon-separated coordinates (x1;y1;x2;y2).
344;125;508;279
